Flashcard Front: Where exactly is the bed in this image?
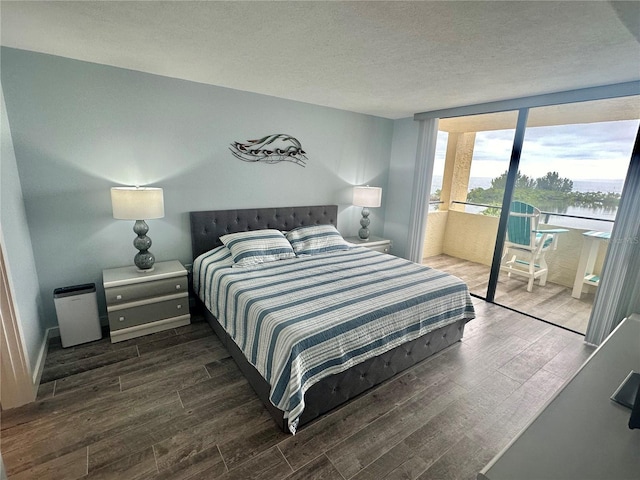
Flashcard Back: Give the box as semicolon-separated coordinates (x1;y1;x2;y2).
190;205;474;433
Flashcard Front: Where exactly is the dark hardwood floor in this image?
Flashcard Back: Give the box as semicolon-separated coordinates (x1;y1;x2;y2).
1;300;594;479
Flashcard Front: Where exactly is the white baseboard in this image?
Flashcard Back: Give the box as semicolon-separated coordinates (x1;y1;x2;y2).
33;315;108;387
32;327;56;387
47;326;60;338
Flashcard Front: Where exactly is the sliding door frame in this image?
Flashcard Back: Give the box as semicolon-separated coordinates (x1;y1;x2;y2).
413;81;640;307
414;82;639;121
485;108;528;301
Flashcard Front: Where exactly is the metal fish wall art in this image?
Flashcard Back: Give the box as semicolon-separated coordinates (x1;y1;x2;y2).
230;134;308;167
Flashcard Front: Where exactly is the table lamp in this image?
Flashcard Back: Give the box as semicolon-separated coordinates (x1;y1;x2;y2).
353;186;382;240
111;186;164;272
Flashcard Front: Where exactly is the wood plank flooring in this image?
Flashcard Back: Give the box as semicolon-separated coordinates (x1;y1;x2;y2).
1;302;594;480
424;254;595;334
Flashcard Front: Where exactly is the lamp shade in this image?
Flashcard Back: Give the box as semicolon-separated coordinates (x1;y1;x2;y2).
111;187;164;220
353;186;382;208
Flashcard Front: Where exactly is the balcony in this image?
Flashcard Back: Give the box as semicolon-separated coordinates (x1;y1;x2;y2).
423;99;638;336
422;206;607;334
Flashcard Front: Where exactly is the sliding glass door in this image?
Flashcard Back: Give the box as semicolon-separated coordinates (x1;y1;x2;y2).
420;93;639;334
493;98;638;333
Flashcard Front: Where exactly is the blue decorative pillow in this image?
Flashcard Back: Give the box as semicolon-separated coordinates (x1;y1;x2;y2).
220;229;295;267
286;225;351;255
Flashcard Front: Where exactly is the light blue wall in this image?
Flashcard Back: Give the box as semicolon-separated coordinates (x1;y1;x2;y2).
1;84;45;374
384;117;420;259
1;47;394;328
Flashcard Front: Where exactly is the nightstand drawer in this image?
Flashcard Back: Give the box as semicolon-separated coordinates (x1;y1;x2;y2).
105;276;187;305
368;243;391;253
108;297;188;331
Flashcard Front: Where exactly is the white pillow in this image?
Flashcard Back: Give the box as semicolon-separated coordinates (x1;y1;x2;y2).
220;229;295;267
286;225;351;255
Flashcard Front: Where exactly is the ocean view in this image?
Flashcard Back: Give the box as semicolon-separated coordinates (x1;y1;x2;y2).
462;177;625;194
431;176;624;231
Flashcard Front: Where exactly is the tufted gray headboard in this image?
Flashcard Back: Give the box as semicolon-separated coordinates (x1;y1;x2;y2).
190;205;338;259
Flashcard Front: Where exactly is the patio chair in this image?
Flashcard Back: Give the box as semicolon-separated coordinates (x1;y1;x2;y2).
500;201;568;292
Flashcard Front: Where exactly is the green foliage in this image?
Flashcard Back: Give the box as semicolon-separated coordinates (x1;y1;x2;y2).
466;170;620;216
536;171;573;193
571;191;621;209
490;170;536;190
429;189;442;211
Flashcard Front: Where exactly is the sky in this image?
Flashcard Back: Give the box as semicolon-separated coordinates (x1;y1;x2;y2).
434;119;639;181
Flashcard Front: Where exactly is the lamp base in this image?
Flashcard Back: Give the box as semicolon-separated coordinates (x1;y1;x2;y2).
136;266;155;273
134;250;156;271
358;207;371;240
358;228;370;240
133;220;156;272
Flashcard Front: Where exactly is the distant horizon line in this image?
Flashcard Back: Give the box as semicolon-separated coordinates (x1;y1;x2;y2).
432;175;625;182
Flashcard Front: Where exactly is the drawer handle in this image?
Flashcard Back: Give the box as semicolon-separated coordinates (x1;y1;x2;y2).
177;304;182;310
175;284;181;290
116;294;123;300
119;316;125;322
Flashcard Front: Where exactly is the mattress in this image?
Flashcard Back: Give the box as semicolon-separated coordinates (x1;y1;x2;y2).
194;245;475;433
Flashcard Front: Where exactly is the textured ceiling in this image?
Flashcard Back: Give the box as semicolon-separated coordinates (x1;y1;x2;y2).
1;1;639;119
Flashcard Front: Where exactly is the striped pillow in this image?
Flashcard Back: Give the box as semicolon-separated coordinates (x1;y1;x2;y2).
286;225;351;255
220;229;295;267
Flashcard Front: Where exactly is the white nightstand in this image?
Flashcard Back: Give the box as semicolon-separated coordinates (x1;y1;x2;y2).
103;260;191;343
345;235;392;254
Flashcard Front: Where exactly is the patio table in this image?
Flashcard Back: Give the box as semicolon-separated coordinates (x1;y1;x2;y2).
572;230;610;299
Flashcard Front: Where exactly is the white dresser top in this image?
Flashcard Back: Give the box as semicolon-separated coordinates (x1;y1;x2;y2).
103;260;186;288
344;235;390;247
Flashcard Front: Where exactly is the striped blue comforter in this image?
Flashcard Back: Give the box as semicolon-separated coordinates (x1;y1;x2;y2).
194;246;475;433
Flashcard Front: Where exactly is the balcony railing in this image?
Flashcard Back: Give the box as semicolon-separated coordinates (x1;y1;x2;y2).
449;200;615;225
424;201;612;292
